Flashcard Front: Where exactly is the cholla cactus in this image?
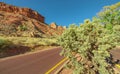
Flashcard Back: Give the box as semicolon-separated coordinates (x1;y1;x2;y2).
58;20;120;74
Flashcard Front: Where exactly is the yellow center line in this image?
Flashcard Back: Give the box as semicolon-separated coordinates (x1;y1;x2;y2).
45;58;68;74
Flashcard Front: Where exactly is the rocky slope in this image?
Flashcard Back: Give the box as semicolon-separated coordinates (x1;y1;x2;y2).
0;2;44;23
0;2;65;37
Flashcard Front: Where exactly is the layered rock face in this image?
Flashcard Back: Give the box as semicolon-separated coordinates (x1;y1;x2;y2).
50;22;57;29
0;2;65;37
50;22;66;30
49;22;65;34
0;2;44;23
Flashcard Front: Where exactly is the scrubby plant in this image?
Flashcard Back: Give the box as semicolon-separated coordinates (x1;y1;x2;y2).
0;37;12;51
18;24;27;31
58;20;120;74
97;2;120;30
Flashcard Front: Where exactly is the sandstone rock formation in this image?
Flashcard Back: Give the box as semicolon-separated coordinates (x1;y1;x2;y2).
0;2;44;23
63;26;67;29
50;22;57;29
0;2;65;37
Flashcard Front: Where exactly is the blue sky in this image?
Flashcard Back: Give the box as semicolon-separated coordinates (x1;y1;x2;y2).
0;0;120;26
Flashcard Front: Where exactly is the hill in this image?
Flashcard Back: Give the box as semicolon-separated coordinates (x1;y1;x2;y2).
0;2;65;37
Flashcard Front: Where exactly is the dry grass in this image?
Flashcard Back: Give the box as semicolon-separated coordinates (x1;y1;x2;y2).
0;36;58;46
0;36;58;58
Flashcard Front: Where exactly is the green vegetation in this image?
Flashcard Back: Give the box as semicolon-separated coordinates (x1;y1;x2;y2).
98;2;120;31
0;36;58;58
0;36;57;46
18;24;28;31
0;37;12;51
58;2;120;74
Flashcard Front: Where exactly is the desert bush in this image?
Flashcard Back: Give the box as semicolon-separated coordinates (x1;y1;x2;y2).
18;24;27;31
97;2;120;31
0;37;12;51
58;18;120;74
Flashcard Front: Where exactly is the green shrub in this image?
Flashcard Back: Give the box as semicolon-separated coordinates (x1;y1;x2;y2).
18;25;27;31
97;2;120;30
0;38;11;51
58;20;120;74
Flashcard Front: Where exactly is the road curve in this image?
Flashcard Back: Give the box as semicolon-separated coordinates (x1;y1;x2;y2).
0;47;64;74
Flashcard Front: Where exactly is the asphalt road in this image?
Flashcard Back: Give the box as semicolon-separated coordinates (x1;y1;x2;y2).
0;47;64;74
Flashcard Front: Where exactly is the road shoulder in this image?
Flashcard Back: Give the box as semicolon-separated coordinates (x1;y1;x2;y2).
0;46;61;61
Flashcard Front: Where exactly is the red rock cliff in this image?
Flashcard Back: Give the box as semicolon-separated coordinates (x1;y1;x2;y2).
0;2;44;23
